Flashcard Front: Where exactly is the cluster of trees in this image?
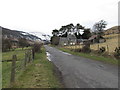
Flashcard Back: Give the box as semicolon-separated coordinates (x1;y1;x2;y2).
2;38;12;52
18;38;30;49
52;20;107;39
52;23;91;39
51;20;107;46
2;38;30;52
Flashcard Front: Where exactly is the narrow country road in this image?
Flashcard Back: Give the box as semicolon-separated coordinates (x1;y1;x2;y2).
44;45;118;88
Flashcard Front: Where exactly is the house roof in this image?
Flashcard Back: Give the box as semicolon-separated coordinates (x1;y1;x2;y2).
11;38;19;42
88;35;98;40
67;34;76;39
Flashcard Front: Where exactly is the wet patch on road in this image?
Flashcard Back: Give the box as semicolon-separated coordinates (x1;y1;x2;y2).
46;52;52;61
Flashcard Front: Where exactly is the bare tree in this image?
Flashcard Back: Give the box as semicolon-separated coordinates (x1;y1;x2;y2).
93;20;107;36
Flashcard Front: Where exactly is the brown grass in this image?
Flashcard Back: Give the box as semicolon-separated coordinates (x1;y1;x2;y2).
91;34;118;53
64;34;119;54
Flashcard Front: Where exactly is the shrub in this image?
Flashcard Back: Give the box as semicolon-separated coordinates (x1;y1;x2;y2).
114;47;120;59
18;38;29;49
99;47;106;53
74;48;81;52
51;36;59;45
33;43;42;53
2;38;12;52
81;42;91;53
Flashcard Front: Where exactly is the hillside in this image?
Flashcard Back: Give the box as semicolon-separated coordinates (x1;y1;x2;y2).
90;34;118;53
29;32;51;41
2;26;42;42
90;26;119;53
64;26;119;53
1;26;51;42
104;26;119;35
91;26;120;53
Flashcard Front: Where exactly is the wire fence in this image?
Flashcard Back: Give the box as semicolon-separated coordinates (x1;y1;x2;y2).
10;48;34;85
63;44;117;55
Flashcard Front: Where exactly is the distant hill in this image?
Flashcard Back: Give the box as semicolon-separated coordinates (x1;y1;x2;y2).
29;32;51;41
104;26;119;35
1;26;42;42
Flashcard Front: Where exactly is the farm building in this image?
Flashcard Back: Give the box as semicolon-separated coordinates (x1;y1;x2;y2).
88;35;106;43
59;37;68;46
59;34;77;46
67;34;77;45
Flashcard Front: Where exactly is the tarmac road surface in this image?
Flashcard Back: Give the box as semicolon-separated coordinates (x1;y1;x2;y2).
45;45;118;88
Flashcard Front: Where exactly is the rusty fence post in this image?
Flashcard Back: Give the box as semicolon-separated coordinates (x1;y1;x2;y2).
10;55;17;84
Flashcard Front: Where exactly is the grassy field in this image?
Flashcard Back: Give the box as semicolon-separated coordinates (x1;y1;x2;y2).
64;34;119;53
2;48;28;88
90;34;118;53
2;47;63;88
2;47;32;61
58;47;118;65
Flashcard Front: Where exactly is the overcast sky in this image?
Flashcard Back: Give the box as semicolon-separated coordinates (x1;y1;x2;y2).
0;0;119;35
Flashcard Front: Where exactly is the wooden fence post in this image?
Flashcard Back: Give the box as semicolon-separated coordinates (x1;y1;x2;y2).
24;52;27;68
32;48;35;60
10;55;17;84
28;50;31;63
30;50;32;62
107;45;109;53
98;44;100;50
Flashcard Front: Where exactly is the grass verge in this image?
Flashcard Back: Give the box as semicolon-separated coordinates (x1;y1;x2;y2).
2;48;27;88
57;47;118;65
2;46;63;88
